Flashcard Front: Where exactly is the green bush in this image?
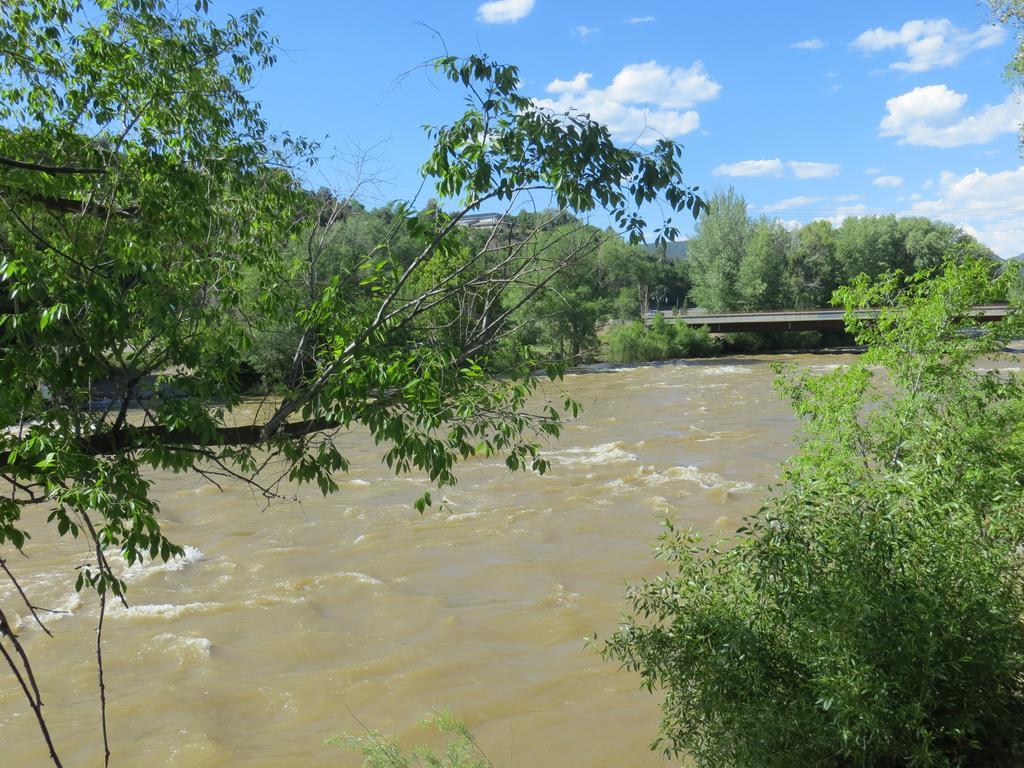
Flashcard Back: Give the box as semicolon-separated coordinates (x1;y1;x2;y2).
606;320;667;362
606;316;718;363
605;260;1024;767
671;322;719;358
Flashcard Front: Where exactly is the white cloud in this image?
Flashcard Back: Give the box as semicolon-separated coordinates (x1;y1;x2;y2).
852;18;1005;72
776;219;803;231
763;195;823;212
873;175;904;187
834;194;865;202
912;166;1024;256
536;61;720;145
790;38;826;50
713;158;785;178
787;161;840;179
865;167;883;175
603;60;721;108
625;15;654;24
573;25;597;40
476;0;535;24
713;159;840;179
879;85;1024;147
546;73;590;94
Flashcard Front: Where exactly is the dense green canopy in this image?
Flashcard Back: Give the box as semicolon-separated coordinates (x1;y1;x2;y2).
686;188;996;312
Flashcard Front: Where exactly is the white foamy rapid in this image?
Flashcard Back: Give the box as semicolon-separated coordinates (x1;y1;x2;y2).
547;441;637;467
700;365;753;376
606;464;756;493
110;601;224;621
153;633;213;663
12;590;83;631
119;545;206;583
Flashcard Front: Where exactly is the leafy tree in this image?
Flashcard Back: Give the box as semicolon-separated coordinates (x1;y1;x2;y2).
605;258;1024;767
507;223;688;361
688;205;991;314
1007;258;1024;303
0;2;704;764
512;223;608;360
897;216;988;271
787;219;838;308
833;216;989;288
833;215;906;283
735;218;790;310
687;188;750;311
244;202;427;388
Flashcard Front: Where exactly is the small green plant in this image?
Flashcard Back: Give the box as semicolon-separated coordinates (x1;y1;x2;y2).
327;710;494;768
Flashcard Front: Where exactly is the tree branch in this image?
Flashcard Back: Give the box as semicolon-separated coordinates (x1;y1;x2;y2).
0;606;64;767
96;590;110;768
1;417;341;463
0;156;107;175
0;559;54;638
7;189;139;219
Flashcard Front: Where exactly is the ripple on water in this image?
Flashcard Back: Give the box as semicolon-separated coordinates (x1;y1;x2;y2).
276;571;385;594
111;601;225;621
152;633;212;664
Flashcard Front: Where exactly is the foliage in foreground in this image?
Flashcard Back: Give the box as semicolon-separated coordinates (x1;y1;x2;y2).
0;0;704;595
328;710;491;768
605;258;1024;767
0;1;704;764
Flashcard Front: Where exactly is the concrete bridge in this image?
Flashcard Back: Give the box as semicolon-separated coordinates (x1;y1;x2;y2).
652;304;1012;333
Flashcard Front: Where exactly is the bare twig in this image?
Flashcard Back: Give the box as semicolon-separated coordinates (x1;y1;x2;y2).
96;589;110;768
0;558;53;637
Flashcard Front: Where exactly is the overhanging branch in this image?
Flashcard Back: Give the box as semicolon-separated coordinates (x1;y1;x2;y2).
6;189;140;219
0;156;107;175
1;417;340;464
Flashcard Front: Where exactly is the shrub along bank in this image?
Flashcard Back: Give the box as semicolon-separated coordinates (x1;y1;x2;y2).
605;259;1024;767
602;314;851;364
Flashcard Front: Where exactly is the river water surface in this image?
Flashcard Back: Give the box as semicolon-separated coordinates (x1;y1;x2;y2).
2;352;861;767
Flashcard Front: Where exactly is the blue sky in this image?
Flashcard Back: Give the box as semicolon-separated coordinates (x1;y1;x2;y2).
215;1;1024;256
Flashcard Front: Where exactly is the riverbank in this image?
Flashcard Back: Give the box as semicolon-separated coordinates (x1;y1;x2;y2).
597;316;856;364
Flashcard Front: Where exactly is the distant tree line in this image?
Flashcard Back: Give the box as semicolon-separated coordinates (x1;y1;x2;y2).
242;191;1004;383
241;203;692;384
687;188;996;311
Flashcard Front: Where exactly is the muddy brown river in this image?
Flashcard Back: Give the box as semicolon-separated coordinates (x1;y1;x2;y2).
2;353;862;767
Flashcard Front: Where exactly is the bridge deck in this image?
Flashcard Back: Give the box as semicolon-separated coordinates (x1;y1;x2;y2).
655;305;1011;333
